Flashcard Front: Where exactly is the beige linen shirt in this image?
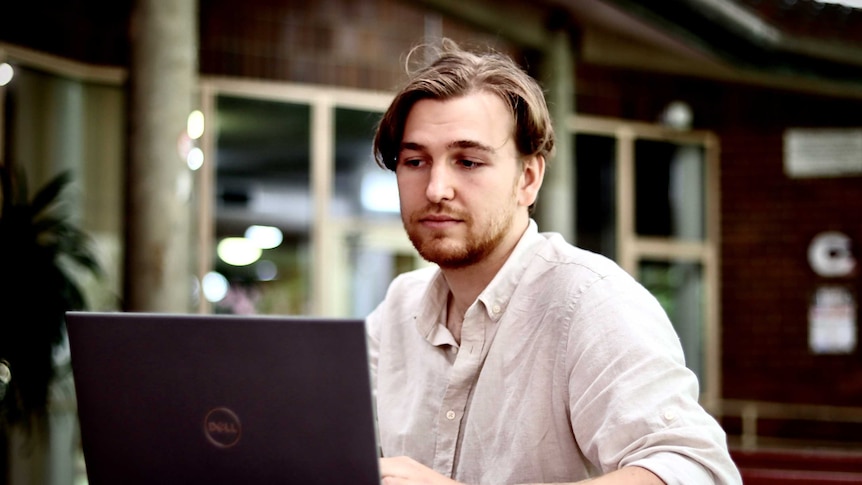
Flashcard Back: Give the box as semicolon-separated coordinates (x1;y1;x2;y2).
366;220;741;485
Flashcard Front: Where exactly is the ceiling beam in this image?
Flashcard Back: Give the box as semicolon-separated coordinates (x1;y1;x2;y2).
600;0;862;86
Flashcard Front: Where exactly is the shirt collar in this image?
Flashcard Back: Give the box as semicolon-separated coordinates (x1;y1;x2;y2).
475;219;543;323
415;270;452;344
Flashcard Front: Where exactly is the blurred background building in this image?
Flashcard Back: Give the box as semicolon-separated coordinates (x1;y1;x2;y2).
2;0;862;482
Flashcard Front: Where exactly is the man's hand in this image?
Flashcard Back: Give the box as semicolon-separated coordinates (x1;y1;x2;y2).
380;456;464;485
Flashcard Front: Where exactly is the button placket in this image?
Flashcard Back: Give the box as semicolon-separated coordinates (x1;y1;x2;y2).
432;311;485;476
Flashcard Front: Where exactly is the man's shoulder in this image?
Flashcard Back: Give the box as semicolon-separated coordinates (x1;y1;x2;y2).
389;265;439;288
379;265;442;307
368;265;442;328
533;231;627;280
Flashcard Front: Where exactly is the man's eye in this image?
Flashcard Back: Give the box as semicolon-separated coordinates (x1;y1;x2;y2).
400;158;423;167
458;159;480;169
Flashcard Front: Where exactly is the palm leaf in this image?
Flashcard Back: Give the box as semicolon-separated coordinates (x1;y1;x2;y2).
28;171;71;217
0;165;102;427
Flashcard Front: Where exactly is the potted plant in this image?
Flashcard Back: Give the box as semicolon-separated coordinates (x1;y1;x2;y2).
0;164;101;484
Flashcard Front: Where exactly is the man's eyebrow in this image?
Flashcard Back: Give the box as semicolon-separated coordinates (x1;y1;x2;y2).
398;140;496;153
447;140;496;153
399;141;426;152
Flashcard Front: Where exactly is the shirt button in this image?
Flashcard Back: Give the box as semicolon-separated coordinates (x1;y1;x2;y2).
492;304;501;314
662;410;676;421
446;410;456;420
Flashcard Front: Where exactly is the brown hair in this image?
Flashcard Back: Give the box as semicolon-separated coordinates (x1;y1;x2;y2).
373;39;555;171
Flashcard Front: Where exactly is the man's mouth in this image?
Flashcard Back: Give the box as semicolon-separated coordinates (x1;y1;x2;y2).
417;213;463;228
421;214;458;222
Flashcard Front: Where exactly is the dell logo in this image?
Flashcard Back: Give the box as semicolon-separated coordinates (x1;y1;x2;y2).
204;407;242;448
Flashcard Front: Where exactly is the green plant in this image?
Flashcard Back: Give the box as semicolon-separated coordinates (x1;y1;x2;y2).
0;165;101;428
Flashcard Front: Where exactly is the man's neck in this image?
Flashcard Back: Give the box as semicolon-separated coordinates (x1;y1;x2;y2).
442;247;513;346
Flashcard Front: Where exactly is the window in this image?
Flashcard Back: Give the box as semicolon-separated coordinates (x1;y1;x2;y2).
639;259;705;383
334;107;409;317
575;133;616;259
211;94;313;315
197;80;419;317
634;140;705;240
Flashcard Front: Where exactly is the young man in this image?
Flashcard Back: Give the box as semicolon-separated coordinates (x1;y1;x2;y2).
367;40;741;485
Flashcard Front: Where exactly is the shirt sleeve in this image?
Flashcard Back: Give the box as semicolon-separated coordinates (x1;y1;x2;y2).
565;272;742;484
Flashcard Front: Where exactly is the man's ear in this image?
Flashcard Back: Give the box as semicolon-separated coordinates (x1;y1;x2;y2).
518;154;545;207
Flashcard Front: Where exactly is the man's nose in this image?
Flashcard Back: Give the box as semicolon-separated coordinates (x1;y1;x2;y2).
425;162;455;203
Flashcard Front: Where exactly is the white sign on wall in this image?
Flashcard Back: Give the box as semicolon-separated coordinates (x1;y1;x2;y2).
809;286;857;354
784;128;862;178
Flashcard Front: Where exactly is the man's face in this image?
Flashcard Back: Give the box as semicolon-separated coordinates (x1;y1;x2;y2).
395;91;537;269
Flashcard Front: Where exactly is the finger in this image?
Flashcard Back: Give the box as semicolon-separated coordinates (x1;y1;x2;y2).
380;456;415;477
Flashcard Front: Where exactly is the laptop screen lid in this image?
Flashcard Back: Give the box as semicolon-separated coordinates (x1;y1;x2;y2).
66;312;380;485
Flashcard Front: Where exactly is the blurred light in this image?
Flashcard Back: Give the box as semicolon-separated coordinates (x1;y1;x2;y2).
361;171;400;213
187;110;205;140
245;225;283;249
217;237;262;266
255;260;278;281
187;147;204;170
660;101;693;130
0;63;13;86
202;271;229;302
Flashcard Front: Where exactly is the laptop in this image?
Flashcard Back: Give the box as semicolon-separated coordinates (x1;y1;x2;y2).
66;312;380;485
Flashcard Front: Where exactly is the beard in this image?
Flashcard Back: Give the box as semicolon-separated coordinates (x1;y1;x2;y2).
403;203;515;269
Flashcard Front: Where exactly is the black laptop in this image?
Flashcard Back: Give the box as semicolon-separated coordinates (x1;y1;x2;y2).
66;312;380;485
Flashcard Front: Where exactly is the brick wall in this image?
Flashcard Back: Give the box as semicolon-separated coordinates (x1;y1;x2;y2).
198;0;517;91
1;0;132;66
717;88;862;407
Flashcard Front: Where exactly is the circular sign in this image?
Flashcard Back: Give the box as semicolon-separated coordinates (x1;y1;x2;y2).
808;231;856;278
204;407;242;448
